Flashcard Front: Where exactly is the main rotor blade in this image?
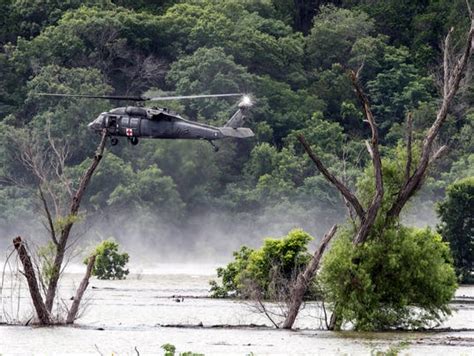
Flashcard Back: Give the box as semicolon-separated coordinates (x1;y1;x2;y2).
144;93;242;101
37;93;147;101
37;92;243;102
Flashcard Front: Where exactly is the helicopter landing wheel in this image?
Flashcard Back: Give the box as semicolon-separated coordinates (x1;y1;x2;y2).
129;137;139;146
110;137;119;146
208;140;219;152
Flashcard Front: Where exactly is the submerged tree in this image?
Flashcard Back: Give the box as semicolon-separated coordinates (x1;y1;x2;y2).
9;128;107;324
88;239;130;280
210;228;335;328
283;7;473;330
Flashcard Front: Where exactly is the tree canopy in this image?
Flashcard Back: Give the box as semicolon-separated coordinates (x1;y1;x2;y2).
0;0;472;259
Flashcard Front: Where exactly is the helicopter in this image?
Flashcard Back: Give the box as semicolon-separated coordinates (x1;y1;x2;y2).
38;92;254;151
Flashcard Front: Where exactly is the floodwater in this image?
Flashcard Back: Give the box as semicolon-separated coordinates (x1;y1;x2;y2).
1;264;473;355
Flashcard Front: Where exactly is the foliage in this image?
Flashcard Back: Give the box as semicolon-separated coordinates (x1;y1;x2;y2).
161;343;204;356
37;241;57;286
162;343;176;356
159;0;305;83
366;46;435;133
319;226;457;330
370;341;410;356
87;239;130;280
210;229;315;299
437;177;474;283
167;47;254;120
306;5;375;69
313;104;459;330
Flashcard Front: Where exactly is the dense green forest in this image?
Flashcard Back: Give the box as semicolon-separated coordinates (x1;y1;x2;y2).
0;0;472;257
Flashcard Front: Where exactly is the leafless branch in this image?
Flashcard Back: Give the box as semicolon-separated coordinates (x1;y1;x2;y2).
349;71;384;245
341;146;357;223
443;28;454;97
298;134;365;220
467;0;473;18
364;140;373;159
430;145;449;164
46;125;73;198
257;298;280;328
94;344;104;356
38;186;57;246
405;112;413;183
387;16;473;220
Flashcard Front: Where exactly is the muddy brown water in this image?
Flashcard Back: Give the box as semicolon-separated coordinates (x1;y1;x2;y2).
1;264;473;355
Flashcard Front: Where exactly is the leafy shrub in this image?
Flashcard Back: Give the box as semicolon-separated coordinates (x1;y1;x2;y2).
437;177;474;283
319;226;457;330
161;343;204;356
210;229;317;299
38;241;57;285
86;239;129;280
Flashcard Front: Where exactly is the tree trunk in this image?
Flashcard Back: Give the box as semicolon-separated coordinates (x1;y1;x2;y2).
327;309;340;330
349;71;384;245
282;225;337;329
66;255;96;324
45;131;108;312
13;236;51;325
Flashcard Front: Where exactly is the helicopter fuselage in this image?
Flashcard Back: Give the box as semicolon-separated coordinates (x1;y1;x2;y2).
88;106;225;141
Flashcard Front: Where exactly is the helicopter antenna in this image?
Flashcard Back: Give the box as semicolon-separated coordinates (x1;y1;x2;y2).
36;93;243;102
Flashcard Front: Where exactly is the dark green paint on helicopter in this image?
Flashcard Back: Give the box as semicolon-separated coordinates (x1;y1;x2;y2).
39;92;254;151
88;101;253;149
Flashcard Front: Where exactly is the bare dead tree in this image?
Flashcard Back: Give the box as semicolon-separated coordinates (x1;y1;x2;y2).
8;128;108;324
386;19;474;221
291;10;473;330
300;14;473;243
44;130;107;312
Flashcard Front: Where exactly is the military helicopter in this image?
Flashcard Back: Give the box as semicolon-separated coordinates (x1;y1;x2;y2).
38;92;254;151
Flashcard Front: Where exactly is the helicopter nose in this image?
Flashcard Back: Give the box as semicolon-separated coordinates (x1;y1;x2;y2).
88;121;100;131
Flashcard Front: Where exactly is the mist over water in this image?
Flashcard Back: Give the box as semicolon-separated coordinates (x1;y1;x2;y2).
0;191;441;269
83;202;345;266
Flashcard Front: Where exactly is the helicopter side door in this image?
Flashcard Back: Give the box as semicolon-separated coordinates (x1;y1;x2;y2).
120;116;141;137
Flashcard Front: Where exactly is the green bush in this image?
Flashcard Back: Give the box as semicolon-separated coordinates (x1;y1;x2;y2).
319;226;457;330
161;343;204;356
38;241;57;285
86;239;129;280
210;228;316;299
437;177;474;283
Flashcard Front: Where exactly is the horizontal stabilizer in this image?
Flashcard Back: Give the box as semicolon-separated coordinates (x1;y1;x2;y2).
219;127;254;138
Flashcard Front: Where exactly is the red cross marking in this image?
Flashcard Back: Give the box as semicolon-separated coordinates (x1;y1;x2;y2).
126;128;133;137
